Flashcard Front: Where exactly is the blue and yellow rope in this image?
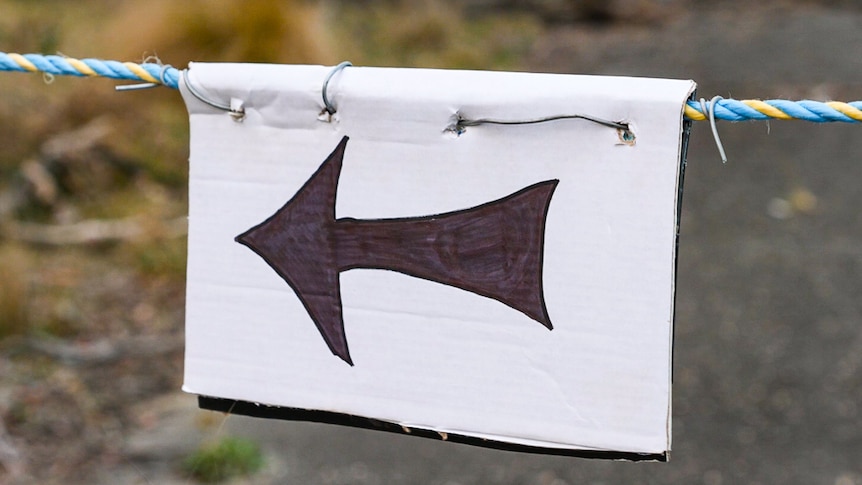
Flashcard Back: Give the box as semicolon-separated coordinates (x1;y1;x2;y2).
0;52;180;89
3;52;862;123
684;99;862;123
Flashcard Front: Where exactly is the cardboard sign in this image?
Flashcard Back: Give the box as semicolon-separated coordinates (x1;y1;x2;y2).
180;63;695;459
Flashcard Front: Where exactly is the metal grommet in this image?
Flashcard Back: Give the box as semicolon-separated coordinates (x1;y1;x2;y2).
322;61;352;115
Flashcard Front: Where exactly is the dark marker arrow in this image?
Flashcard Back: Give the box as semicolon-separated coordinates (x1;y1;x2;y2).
237;136;558;365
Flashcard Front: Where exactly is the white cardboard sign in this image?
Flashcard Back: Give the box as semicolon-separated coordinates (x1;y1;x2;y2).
181;63;695;459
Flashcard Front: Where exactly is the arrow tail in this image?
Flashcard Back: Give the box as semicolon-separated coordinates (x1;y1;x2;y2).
335;179;558;329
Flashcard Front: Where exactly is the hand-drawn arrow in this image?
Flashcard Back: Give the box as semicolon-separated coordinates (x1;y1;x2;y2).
236;136;557;365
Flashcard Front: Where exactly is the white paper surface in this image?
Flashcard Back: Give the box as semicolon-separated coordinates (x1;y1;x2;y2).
181;62;695;456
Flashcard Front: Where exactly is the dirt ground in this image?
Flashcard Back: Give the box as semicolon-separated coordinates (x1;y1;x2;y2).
2;1;862;484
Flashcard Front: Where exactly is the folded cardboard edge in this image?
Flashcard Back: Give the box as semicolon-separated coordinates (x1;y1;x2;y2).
198;396;667;461
666;87;697;450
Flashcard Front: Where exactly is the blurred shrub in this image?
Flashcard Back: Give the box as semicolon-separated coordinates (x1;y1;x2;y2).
331;0;540;69
182;436;264;483
103;0;333;65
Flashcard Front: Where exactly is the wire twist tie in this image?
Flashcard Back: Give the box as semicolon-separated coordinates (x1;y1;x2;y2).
699;96;727;163
322;61;352;116
449;112;634;142
181;69;246;121
115;63;176;91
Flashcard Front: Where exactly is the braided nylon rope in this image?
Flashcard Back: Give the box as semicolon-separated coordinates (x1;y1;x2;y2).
0;52;180;89
4;52;862;123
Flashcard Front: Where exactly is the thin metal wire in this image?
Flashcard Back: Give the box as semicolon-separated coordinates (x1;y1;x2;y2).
457;113;628;130
181;69;231;110
115;64;176;91
115;82;158;91
322;61;352;115
699;96;728;163
451;112;633;140
180;69;246;121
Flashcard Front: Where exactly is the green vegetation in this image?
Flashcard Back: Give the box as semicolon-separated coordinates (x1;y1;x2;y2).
182;436;265;483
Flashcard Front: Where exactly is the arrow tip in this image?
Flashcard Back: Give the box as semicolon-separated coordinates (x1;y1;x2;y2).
338;351;355;366
236;136;356;365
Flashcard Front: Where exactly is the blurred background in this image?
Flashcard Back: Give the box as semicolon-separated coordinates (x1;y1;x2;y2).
1;0;862;483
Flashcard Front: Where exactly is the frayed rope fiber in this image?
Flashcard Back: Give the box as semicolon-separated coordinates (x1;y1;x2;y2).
3;52;862;123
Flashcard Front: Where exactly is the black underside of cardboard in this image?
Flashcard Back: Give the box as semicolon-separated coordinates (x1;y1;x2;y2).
198;396;668;462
